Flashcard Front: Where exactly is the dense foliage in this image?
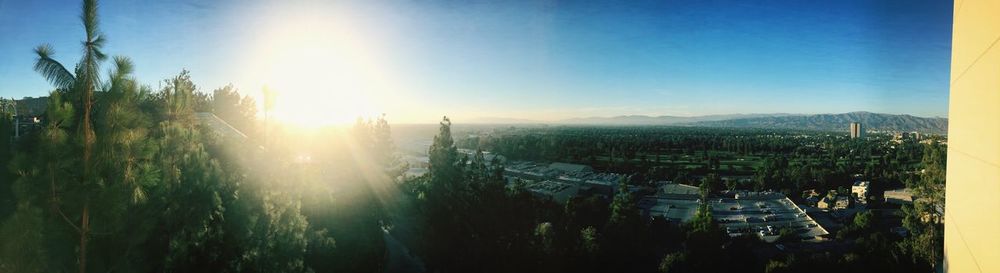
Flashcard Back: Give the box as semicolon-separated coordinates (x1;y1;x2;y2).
0;2;392;272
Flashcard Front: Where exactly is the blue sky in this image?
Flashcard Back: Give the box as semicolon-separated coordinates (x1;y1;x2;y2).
0;0;953;123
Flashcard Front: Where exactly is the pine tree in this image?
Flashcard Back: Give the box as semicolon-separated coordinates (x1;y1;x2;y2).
0;93;75;273
18;9;155;268
428;116;461;192
211;84;257;137
605;176;649;272
902;141;945;268
419;116;474;272
373;114;406;182
608;176;637;227
28;0;109;269
0;104;15;218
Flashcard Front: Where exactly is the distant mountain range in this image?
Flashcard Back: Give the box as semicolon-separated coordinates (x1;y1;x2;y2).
466;117;543;124
559;113;795;125
469;112;948;134
691;112;948;134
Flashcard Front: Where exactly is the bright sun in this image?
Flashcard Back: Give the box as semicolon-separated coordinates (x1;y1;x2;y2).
265;42;377;126
244;11;388;127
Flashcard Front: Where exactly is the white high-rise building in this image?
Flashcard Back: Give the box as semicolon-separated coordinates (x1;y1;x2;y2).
849;122;864;139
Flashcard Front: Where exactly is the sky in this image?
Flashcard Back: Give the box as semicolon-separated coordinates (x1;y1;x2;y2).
0;0;953;124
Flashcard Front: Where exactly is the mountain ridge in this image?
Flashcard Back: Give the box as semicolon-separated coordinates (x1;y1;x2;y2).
691;111;948;134
468;111;948;134
558;113;796;125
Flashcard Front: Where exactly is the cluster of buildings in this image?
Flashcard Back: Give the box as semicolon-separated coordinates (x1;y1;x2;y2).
503;160;626;203
851;121;941;145
399;147;629;204
892;131;922;143
801;178;927;239
817;194;852;211
802;180;871;211
806;179;917;211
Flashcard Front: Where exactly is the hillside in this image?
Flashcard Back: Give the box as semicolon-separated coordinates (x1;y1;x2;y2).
558;113;793;125
691;112;948;134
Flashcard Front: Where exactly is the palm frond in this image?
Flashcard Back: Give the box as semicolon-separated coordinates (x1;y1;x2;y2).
80;40;107;83
91;34;106;48
82;0;100;40
89;35;108;61
33;44;76;89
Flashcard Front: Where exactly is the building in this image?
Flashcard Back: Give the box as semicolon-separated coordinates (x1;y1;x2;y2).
802;189;821;206
656;182;700;199
892;131;923;143
834;196;851;210
526;180;578;203
818;195;850;210
733;191;783;200
637;197;698;222
852;181;870;203
548;162;593;173
849;122;865;139
917;4;997;271
817;196;833;210
884;188;913;204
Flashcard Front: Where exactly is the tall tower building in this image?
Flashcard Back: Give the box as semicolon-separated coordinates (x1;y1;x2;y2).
849;122;864;139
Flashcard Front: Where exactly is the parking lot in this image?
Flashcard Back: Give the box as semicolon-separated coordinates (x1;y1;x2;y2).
712;197;828;242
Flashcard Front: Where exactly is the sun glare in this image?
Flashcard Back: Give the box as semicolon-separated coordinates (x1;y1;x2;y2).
265;43;377;126
243;10;390;127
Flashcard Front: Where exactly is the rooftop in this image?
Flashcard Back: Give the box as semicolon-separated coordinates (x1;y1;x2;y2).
658;182;700;196
196;112;248;141
548;162;592;173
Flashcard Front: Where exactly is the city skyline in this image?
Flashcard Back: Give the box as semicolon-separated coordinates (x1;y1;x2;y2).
0;0;953;123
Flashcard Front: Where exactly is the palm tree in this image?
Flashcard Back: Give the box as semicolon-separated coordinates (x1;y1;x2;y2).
31;1;107;272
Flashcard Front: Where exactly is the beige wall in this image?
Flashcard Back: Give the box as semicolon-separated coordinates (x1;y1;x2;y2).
944;0;1000;272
